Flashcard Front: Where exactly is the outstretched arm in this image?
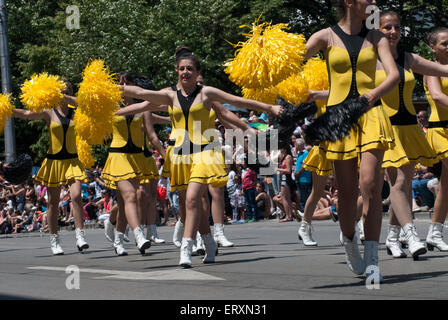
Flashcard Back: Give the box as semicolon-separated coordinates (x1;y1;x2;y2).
411;53;448;77
12;109;50;124
151;113;171;125
116;101;168;116
212;102;252;132
204;87;282;116
119;85;172;107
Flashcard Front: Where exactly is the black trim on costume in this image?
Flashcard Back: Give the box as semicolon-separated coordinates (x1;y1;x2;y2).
46;109;78;160
108;114;143;154
388;52;418;126
143;134;153;157
329;24;369;104
428;120;448;128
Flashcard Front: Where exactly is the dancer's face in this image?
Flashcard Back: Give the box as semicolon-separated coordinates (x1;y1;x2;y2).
176;59;199;86
347;0;376;20
380;14;401;49
431;32;448;63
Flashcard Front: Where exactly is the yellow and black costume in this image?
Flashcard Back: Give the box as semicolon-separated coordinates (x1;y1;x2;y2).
142;134;160;183
35;109;88;187
378;52;438;168
167;85;228;191
101;114;151;189
425;77;448;160
321;24;394;160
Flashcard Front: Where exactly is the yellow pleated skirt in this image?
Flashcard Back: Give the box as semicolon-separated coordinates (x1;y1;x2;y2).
323;105;395;161
302;145;333;176
383;124;438;168
140;155;160;184
168;149;228;192
35;158;88;187
426;127;448;161
102;152;151;189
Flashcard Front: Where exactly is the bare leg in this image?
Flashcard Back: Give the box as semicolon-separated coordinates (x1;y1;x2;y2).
303;173;328;223
184;183;208;239
432;159;448;224
386;164;414;227
68;180;85;230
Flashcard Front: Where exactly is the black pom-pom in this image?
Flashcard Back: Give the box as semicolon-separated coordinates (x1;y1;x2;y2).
1;154;33;184
268;96;317;149
304;97;369;146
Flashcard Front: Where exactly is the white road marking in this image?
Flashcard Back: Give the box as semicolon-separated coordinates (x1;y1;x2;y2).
27;266;224;281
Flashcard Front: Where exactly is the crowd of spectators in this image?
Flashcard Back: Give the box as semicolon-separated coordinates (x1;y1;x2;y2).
0;107;440;235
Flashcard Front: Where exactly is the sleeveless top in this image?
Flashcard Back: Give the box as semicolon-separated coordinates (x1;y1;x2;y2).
46;108;78;160
425;77;448;127
108;114;144;154
169;85;218;155
326;24;380;108
376;52;417;125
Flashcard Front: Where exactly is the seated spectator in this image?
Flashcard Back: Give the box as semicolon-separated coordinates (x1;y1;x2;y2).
0;208;11;234
312;175;339;221
412;164;435;212
255;182;271;220
83;195;97;222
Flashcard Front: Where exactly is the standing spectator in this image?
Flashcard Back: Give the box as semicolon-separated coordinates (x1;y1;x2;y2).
230;175;246;223
277;146;297;222
242;159;257;222
295;138;312;212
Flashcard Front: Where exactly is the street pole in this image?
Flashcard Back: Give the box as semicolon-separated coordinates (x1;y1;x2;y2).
0;0;16;163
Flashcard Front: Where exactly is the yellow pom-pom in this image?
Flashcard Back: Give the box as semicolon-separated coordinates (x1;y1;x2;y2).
276;73;309;105
20;73;65;112
74;110;111;145
303;57;329;91
242;87;278;105
76;136;95;169
0;93;14;134
77;59;121;119
225;17;307;90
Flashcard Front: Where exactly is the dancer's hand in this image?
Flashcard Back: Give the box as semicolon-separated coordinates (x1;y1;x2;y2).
362;92;377;111
305;90;328;103
270;104;283;116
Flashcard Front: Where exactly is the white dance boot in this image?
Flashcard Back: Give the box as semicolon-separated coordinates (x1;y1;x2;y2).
399;228;408;248
364;241;383;283
50;233;64;256
402;223;427;260
342;234;366;275
173;220;184;248
298;221;318;246
357;220;365;243
134;226;151;254
104;218;115;242
193;232;205;256
385;225;407;258
426;222;448;252
123;225;130;242
202;233;217;264
113;229;128;256
179;238;194;268
213;223;234;247
75;228;89;252
148;224;166;244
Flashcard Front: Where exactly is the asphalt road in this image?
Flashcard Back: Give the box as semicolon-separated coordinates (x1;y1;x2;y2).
1;216;447;302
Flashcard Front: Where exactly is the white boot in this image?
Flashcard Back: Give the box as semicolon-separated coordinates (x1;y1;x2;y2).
402;223;427;260
134;226;151;254
149;224;166;244
173;220;184;248
399;227;408;249
179;238;194;268
298;221;317;246
213;224;234;247
364;241;383;283
385;225;407;258
75;228;89;252
202;233;217;264
357;220;365;243
426;222;448;252
193;232;205;256
50;233;64;255
342;234;366;275
123;225;130;242
104;218;115;243
113;229;128;256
